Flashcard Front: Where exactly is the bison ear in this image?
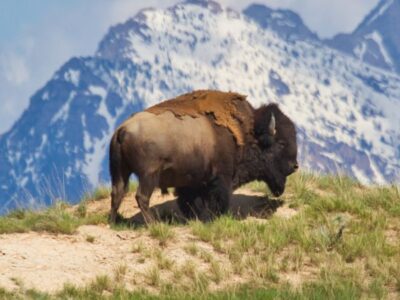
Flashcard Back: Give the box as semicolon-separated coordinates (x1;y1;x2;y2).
268;113;276;136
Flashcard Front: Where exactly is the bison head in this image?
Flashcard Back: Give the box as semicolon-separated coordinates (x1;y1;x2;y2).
254;104;298;196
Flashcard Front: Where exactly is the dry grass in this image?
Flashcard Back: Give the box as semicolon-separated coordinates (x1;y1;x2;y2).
0;172;399;299
148;222;175;247
0;201;107;234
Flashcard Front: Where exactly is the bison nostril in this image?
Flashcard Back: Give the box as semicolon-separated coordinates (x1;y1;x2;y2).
293;163;299;171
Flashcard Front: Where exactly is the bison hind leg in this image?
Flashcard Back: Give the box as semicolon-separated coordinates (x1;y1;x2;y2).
136;173;159;224
110;171;130;224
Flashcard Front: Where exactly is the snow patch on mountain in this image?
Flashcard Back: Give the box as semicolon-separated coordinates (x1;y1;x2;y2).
365;31;393;67
354;42;367;60
64;69;80;86
51;92;76;124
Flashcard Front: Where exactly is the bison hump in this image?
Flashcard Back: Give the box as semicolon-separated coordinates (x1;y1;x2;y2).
146;90;254;146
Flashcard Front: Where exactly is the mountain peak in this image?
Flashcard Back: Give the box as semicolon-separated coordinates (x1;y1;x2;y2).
326;0;400;73
359;0;397;29
243;3;319;42
96;0;224;61
183;0;222;12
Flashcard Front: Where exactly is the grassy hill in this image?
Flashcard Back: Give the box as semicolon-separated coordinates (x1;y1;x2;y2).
0;172;399;299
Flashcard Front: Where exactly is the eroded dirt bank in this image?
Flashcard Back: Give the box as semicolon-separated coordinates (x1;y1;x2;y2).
0;189;297;293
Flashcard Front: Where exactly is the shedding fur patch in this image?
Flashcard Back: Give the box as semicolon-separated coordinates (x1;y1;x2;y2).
147;90;254;146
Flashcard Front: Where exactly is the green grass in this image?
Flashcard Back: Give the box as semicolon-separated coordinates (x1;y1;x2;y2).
0;180;141;234
187;172;399;297
148;222;175;246
0;202;107;234
0;172;399;298
0;277;364;300
145;266;162;287
241;180;269;193
82;185;111;202
114;264;128;282
82;181;138;202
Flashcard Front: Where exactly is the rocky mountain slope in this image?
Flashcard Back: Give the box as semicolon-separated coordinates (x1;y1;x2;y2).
0;0;399;212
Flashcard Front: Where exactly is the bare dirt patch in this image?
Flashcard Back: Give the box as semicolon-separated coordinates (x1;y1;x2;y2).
0;188;296;294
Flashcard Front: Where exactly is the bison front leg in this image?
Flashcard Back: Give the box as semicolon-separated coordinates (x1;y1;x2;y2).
136;174;158;224
204;176;231;218
176;187;203;219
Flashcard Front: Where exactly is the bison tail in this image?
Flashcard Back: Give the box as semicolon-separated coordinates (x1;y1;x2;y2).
109;128;125;185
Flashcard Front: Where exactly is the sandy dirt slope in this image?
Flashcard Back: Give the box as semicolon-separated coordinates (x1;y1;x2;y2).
0;189;296;293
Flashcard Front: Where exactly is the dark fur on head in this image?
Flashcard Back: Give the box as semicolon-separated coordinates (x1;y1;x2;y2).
234;103;298;196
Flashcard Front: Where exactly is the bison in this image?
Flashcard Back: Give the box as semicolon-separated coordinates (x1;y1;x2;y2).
109;90;298;223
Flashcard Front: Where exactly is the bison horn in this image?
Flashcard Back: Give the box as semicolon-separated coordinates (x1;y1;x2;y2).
268;113;276;136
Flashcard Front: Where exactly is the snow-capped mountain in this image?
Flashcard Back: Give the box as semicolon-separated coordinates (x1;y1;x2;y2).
326;0;400;73
1;0;399;212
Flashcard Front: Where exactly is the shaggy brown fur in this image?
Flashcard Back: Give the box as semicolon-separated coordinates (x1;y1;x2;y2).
109;90;298;224
147;90;254;146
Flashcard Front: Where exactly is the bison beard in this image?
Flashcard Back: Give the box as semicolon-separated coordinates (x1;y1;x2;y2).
109;90;298;224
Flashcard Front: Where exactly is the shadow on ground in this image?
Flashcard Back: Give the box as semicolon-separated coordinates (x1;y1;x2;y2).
117;193;284;226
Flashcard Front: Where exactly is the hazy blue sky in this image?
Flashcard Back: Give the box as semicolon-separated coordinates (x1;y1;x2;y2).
0;0;379;134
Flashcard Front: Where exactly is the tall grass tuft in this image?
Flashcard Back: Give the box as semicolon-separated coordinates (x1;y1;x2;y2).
148;222;175;246
0;201;107;234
